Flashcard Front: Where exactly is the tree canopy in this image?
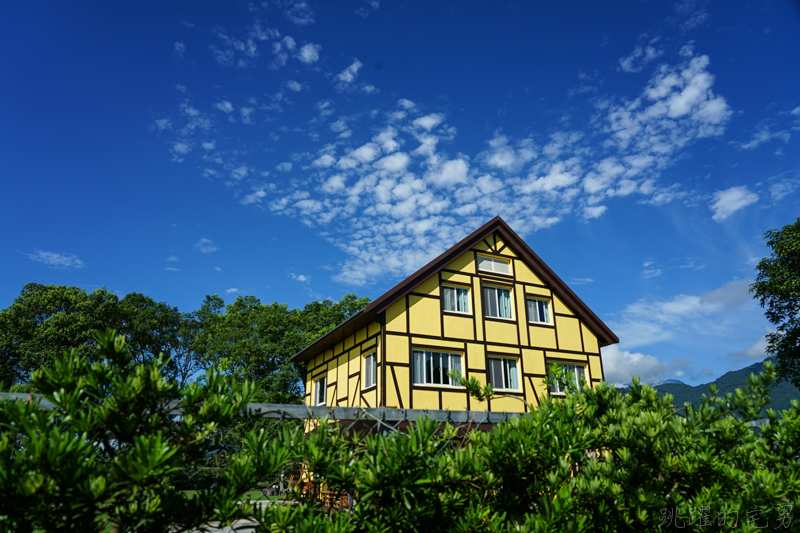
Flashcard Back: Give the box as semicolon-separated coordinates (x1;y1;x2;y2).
0;283;370;400
751;218;800;388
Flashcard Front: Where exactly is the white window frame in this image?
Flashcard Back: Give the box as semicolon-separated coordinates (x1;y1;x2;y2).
314;376;327;405
477;254;511;275
363;351;377;389
483;284;514;320
442;284;471;315
548;363;586;395
487;356;520;391
412;350;463;387
526;297;551;325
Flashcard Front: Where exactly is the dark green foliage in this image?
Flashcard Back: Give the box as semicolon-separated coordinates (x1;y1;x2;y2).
751;217;800;387
0;330;291;532
3;327;800;531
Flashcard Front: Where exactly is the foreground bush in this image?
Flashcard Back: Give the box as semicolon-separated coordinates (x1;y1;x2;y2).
2;332;800;532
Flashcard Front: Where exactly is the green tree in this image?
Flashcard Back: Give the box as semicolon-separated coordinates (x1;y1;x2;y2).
0;330;292;532
192;293;371;404
751;217;800;387
0;284;121;390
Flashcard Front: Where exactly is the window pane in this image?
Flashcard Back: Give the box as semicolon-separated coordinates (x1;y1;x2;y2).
541;300;550;323
527;299;539;322
426;352;434;384
477;255;490;271
484;287;498;317
498;288;511;318
413;351;424;384
432;352;442;384
489;358;504;388
441;351;450;385
575;365;585;389
457;287;469;313
506;359;518;390
443;286;455;311
450;354;461;380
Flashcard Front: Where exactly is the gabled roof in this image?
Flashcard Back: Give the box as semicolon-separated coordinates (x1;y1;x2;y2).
292;216;618;362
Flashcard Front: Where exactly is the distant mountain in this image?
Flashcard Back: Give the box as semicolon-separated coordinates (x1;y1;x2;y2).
622;359;800;417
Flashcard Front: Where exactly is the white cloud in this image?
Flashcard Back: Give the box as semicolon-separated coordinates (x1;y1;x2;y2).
618;43;663;73
202;141;216;150
426;159;469;187
736;125;791;150
297;43;321;64
290;272;310;282
230;166;249;180
240;107;255;124
336;60;363;84
166;267;181;272
25;250;85;269
709;186;758;221
166;256;178;262
215;101;234;113
355;0;380;18
568;278;594;285
276;162;293;172
173;142;192;155
174;42;186;59
313;154;337;168
603;345;669;384
413;113;444;131
374;152;410;173
286;80;304;92
195;237;218;253
241;189;268;205
728;332;770;364
214;266;223;272
611;279;754;348
283;1;314;26
583;205;607;219
226;288;240;294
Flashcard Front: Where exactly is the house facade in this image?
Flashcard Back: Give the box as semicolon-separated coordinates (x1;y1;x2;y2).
291;216;618;414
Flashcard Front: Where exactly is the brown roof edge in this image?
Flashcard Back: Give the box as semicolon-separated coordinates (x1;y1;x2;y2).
363;215;617;346
291;310;377;363
292;215;618;363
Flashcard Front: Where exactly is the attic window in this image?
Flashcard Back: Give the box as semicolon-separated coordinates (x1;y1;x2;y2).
477;255;510;275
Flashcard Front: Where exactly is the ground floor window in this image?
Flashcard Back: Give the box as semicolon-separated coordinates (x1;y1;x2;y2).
548;363;585;394
412;350;462;386
488;356;519;390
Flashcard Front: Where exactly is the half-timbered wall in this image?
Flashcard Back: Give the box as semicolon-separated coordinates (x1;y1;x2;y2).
381;232;603;414
303;321;383;408
302;231;605;415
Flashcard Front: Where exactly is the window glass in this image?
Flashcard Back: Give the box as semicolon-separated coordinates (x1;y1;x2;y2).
363;352;376;389
527;298;551;323
477;255;511;274
548;363;586;394
315;376;327;405
483;286;512;319
488;357;519;390
443;285;470;313
412;350;462;386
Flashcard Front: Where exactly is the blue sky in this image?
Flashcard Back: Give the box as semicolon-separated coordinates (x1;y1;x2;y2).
2;0;799;385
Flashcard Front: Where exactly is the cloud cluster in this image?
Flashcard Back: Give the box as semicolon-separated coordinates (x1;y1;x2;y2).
601;345;708;385
709;186;758;221
159;44;745;286
25;250;85;269
195;237;219;253
610;278;755;349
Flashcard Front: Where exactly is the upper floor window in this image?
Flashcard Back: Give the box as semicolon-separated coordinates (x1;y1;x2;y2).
488;356;519;390
477;255;510;275
483;285;513;319
548;363;585;395
412;350;462;386
314;376;327;405
527;297;551;324
442;284;470;314
363;352;377;389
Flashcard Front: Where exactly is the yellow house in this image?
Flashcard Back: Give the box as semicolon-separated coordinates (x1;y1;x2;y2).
292;216;618;414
